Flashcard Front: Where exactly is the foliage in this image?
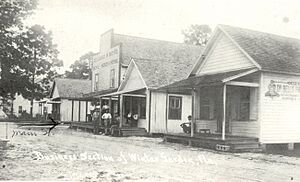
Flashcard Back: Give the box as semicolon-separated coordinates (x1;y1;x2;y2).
182;24;212;46
0;0;62;101
65;51;95;79
0;0;38;99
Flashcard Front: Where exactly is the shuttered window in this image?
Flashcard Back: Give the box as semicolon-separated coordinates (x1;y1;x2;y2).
168;96;182;120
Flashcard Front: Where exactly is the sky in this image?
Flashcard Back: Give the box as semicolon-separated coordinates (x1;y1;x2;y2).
25;0;300;70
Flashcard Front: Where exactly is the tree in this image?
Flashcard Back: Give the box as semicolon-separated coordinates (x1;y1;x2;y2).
182;24;212;46
0;1;63;117
17;24;63;116
0;0;38;115
65;51;95;79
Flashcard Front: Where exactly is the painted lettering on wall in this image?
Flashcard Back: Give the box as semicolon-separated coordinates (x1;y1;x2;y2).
92;47;119;70
265;80;300;100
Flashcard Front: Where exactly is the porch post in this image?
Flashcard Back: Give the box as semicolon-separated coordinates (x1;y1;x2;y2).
222;84;227;140
94;97;102;134
191;88;196;137
109;97;112;116
119;94;123;128
146;89;151;133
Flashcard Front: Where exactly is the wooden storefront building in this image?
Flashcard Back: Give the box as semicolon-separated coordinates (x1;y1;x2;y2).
49;78;92;122
159;25;300;151
78;29;202;133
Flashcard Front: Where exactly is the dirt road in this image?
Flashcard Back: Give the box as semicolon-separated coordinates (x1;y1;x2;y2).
0;123;299;181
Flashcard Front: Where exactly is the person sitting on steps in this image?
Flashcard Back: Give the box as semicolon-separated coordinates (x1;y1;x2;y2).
180;115;192;134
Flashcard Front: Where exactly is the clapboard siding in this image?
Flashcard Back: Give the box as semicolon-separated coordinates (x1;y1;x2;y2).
121;64;145;91
60;99;72;121
138;119;147;129
150;92;192;133
196;120;217;133
73;101;79;121
261;72;300;143
80;101;87;122
231;121;259;137
198;33;255;75
150;92;167;133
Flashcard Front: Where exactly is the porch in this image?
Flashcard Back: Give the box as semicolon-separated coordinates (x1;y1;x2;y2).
164;133;262;152
69;122;148;136
158;68;262;152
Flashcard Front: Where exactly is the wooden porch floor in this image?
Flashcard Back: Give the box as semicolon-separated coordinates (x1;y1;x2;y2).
69;122;147;136
164;133;262;152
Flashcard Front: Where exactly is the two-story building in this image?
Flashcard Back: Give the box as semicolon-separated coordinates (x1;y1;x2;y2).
81;29;202;133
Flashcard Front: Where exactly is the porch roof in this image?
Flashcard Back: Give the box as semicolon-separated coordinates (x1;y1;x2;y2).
80;88;118;100
157;68;258;92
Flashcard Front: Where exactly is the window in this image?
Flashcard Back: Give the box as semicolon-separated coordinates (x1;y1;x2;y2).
124;96;146;119
110;69;115;88
168;96;182;120
139;98;146;119
18;106;22;114
200;97;214;120
94;74;99;91
238;88;250;121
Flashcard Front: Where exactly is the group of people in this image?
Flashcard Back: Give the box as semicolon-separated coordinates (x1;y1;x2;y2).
88;102;120;135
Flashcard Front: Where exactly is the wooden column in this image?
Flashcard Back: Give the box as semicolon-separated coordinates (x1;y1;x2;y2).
119;94;123;128
71;100;74;121
146;89;151;133
108;97;112;117
78;101;81;122
191;88;196;137
222;84;227;140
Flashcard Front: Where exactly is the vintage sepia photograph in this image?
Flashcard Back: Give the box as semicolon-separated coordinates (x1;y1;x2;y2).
1;0;300;181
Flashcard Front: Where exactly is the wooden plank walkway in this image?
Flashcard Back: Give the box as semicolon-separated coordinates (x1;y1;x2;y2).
164;133;262;152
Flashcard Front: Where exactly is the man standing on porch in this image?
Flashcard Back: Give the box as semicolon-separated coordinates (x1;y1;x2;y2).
102;109;112;135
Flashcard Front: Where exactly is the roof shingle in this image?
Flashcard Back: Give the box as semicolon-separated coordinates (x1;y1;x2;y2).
113;34;203;65
220;25;300;74
133;56;201;89
52;78;92;99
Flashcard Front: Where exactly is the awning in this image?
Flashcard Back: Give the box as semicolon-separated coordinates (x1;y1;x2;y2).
100;88;146;97
157;68;259;92
47;101;61;104
78;88;118;100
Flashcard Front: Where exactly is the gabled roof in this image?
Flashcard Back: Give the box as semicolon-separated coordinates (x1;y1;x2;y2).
113;34;203;65
191;25;300;75
50;78;92;99
131;57;200;89
220;25;300;74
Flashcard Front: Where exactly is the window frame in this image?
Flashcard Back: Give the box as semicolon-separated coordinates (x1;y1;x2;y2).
18;106;22;114
168;96;182;120
110;69;115;88
200;97;214;120
237;87;250;121
94;73;99;91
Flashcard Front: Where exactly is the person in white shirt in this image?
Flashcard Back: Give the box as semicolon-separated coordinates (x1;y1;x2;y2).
102;109;112;135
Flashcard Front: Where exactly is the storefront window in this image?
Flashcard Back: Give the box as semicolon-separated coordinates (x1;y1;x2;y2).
124;97;146;119
168;96;182;120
